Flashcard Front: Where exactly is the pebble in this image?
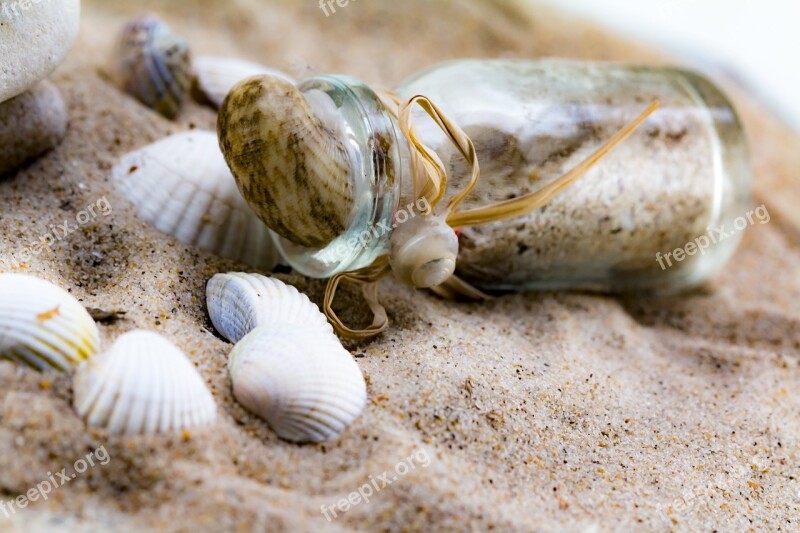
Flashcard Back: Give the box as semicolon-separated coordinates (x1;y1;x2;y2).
0;80;68;176
0;0;81;103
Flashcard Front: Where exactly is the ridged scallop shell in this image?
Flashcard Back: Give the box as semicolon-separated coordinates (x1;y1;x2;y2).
207;273;330;344
73;330;217;435
112;131;281;270
112;14;191;119
218;75;355;248
229;324;366;443
192;55;294;109
0;274;100;372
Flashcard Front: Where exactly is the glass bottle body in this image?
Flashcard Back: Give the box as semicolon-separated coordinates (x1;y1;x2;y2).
279;60;751;293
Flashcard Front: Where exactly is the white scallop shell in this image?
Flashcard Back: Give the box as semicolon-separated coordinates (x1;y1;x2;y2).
112;131;281;270
192;55;294;108
207;273;330;344
0;274;100;372
73;330;217;435
229;324;366;443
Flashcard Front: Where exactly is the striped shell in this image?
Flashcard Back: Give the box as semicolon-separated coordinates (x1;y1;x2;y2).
192;55;294;109
207;273;330;344
0;274;100;372
73;330;217;435
112;131;281;270
217;75;355;248
229;324;366;443
112;14;191;119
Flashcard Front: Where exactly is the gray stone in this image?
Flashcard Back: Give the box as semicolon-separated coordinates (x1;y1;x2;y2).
0;0;81;103
0;80;68;176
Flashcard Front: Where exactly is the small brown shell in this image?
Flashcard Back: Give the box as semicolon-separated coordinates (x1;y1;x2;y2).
112;14;191;119
217;75;355;248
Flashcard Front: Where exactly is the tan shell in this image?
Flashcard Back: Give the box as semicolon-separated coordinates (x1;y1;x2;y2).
217;75;354;248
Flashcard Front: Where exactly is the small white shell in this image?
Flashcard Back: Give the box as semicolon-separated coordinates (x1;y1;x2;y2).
192;55;294;109
73;330;217;435
0;274;100;372
389;214;459;288
207;273;330;344
229;324;366;443
112;131;281;270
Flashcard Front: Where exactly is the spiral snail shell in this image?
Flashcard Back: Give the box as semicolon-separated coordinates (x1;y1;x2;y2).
217;75;355;248
389;214;459;288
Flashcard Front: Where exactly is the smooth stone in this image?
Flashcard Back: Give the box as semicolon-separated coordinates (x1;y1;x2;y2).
0;0;81;103
0;80;68;176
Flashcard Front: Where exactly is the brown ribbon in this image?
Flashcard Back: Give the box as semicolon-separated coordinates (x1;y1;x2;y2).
323;91;660;339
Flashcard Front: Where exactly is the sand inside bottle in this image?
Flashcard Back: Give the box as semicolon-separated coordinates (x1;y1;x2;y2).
398;60;749;292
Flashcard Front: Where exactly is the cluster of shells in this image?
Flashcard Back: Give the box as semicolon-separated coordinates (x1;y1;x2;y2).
0;273;216;435
0;272;366;443
1;12;368;444
109;14;294;268
208;273;366;442
106;15;368;441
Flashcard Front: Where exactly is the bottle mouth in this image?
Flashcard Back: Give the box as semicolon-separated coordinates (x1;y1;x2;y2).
273;74;407;279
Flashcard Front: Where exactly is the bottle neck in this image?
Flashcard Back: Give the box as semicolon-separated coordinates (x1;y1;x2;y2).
274;75;410;279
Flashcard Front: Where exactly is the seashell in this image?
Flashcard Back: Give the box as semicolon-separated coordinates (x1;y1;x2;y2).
389;214;459;288
192;55;294;109
218;75;355;248
0;0;81;103
73;330;217;435
112;131;281;270
0;274;100;372
228;324;366;443
0;80;68;177
111;14;191;119
206;272;330;344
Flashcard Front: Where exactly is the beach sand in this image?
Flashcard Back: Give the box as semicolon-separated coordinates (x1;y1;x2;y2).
1;0;798;530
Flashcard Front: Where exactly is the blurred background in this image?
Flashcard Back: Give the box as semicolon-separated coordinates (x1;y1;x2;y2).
538;0;800;132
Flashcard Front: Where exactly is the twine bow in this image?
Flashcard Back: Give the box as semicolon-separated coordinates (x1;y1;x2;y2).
323;90;660;339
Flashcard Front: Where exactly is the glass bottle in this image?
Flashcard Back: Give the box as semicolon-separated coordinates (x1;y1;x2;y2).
275;59;751;293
